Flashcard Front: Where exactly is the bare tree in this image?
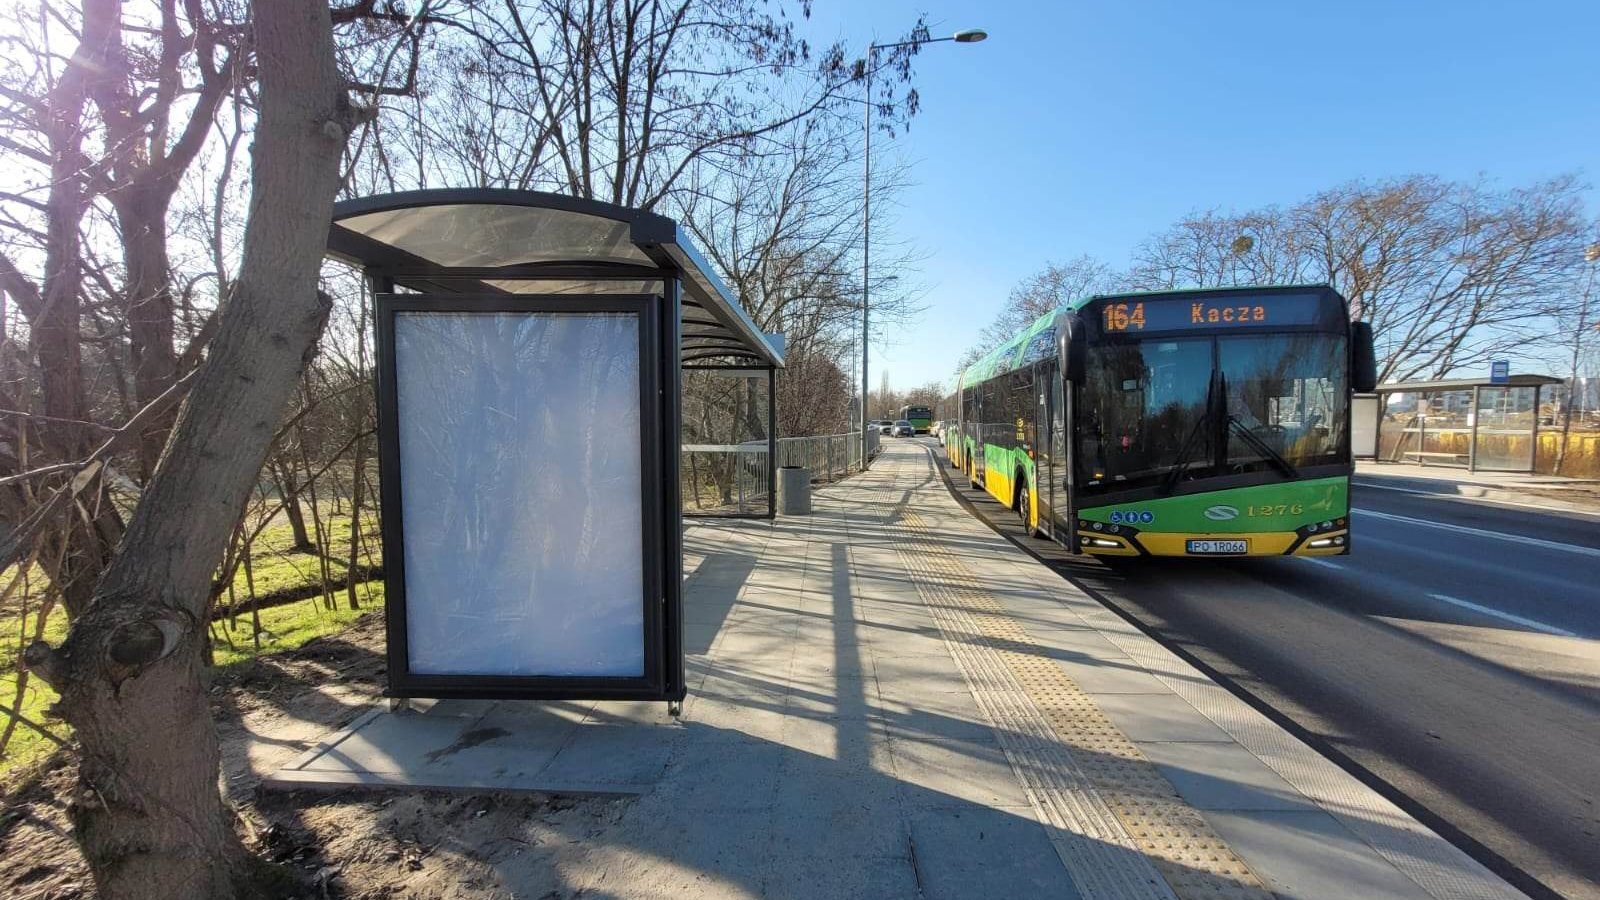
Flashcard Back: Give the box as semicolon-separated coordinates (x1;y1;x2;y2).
347;2;930;451
2;0;437;894
957;255;1118;374
1130;208;1308;291
1122;175;1589;381
686;119;916;340
1554;240;1600;474
379;0;922;210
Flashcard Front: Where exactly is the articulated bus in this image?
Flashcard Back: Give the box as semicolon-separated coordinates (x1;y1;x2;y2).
899;405;934;434
950;285;1377;558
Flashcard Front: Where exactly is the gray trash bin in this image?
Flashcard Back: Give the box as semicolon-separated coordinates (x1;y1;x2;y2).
778;465;811;516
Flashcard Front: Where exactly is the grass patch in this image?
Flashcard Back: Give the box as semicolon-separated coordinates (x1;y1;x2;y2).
1;509;382;679
219;511;382;603
0;670;61;783
210;583;386;668
0;583;385;782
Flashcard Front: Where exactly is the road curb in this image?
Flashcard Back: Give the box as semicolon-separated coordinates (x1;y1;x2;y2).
1352;477;1600;515
929;444;1556;900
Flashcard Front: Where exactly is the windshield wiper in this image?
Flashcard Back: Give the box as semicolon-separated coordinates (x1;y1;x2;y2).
1226;414;1299;479
1213;371;1299;478
1161;371;1218;495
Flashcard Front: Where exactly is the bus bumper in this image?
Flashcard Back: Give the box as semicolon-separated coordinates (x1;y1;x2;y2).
1077;528;1349;557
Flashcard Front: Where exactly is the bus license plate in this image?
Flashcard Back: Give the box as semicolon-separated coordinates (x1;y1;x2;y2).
1186;539;1249;555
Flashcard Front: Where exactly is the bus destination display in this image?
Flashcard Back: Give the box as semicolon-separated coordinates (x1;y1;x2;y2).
1097;292;1325;334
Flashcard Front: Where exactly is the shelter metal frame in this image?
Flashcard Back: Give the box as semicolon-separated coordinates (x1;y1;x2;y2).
1371;374;1561;474
326;189;784;705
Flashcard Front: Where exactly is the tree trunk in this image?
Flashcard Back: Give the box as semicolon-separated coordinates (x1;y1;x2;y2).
119;183;181;482
273;460;316;552
25;0;123;620
346;433;366;610
23;2;352;896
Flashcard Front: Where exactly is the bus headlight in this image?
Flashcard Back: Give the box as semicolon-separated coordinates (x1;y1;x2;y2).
1307;536;1345;548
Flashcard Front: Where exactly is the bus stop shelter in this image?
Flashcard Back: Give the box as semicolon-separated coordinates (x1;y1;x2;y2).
1372;373;1561;473
326;189;784;709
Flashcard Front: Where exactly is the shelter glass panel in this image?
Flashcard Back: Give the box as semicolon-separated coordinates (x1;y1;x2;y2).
681;369;772;517
1474;386;1536;472
1379;392;1421;462
1418;389;1473;467
392;311;646;677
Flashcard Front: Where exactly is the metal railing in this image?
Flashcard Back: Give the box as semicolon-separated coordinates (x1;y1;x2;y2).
681;443;772;517
776;430;876;483
682;431;878;517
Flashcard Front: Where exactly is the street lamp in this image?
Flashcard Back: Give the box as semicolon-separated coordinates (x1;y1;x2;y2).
861;28;987;463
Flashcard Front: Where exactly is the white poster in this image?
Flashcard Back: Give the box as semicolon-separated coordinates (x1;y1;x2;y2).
392;311;645;677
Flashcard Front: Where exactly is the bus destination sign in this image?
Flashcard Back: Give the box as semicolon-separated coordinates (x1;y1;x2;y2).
1096;292;1325;335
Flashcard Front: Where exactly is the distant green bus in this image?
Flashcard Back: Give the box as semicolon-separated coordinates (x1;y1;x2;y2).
949;285;1376;558
899;405;933;434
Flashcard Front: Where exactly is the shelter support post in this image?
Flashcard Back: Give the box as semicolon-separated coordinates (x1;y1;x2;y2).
767;365;777;520
663;275;685;701
1531;385;1542;474
1470;385;1480;472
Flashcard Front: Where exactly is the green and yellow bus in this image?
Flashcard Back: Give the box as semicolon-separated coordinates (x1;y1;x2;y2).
899;405;934;434
950;285;1376;557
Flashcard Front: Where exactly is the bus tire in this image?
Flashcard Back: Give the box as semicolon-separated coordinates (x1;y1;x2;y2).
1016;478;1034;536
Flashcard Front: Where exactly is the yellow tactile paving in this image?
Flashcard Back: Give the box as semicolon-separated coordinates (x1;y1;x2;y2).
897;510;1272;900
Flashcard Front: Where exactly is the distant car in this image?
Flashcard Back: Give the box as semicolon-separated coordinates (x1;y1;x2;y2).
892;420;914;437
878;420;894;434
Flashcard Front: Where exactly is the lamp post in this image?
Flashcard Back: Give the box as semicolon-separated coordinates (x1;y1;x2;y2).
861;27;987;463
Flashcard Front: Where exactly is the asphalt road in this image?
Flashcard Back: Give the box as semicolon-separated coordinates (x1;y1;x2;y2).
925;438;1600;900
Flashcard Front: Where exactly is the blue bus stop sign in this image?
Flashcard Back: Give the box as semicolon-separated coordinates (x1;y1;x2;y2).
1490;360;1509;384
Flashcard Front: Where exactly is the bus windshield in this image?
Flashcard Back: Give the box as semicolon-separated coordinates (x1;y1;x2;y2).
1077;332;1348;491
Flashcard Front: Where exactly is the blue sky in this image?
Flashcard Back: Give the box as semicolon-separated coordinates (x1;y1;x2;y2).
802;1;1600;391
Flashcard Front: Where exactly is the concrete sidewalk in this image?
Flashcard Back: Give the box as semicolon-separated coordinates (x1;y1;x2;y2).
269;441;1526;899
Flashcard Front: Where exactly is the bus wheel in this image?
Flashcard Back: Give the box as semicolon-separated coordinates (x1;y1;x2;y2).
1017;480;1033;535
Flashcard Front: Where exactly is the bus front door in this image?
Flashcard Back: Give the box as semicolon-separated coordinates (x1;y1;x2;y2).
1035;362;1060;539
1040;363;1073;541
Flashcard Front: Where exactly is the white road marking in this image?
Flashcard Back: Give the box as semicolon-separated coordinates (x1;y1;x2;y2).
1352;507;1600;559
1300;557;1344;570
1426;592;1578;637
1354;480;1600;519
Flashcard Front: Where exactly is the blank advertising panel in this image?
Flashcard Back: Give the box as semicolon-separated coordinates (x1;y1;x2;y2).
392;311;645;677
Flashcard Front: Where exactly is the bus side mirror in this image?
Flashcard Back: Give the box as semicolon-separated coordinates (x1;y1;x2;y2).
1351;321;1377;393
1064;314;1086;384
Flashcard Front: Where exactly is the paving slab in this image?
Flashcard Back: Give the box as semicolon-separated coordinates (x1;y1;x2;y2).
889;735;1033;810
1201;808;1436;900
907;805;1085;900
767;855;921;900
1135;740;1319;812
1091;692;1238;743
